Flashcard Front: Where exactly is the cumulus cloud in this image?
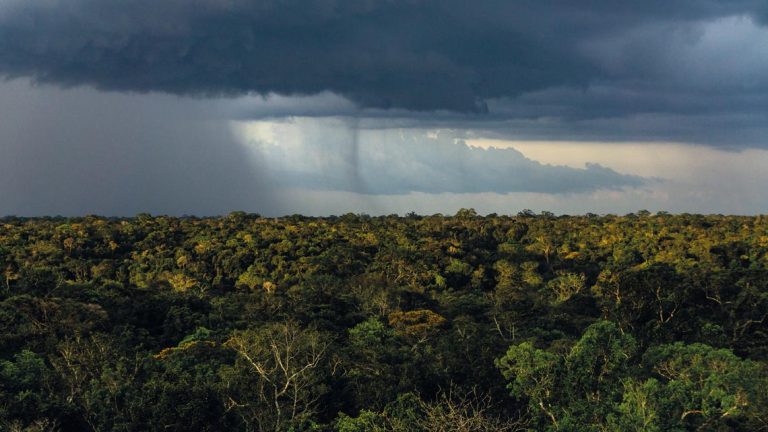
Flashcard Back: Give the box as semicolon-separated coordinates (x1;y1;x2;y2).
237;119;645;195
0;78;643;216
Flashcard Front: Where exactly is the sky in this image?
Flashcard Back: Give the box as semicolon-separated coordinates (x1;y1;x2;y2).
1;1;768;216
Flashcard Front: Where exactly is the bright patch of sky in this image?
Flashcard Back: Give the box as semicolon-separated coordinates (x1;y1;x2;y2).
1;76;767;217
233;119;768;215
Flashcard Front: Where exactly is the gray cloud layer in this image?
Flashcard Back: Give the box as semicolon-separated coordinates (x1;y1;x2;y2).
0;79;642;216
1;1;767;216
248;125;644;195
1;1;767;134
0;79;276;216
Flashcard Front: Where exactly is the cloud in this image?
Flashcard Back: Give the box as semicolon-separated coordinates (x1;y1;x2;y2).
0;79;276;216
1;1;766;120
237;119;645;195
260;142;768;216
1;1;768;218
0;77;642;217
3;77;768;217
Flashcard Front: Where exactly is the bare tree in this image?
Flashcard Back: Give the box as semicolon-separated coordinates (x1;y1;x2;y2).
417;387;527;432
223;321;331;432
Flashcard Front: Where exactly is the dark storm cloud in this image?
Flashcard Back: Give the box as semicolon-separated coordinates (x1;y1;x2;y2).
1;0;766;117
0;79;277;216
0;78;645;217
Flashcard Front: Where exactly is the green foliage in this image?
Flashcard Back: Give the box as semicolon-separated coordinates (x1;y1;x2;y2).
222;322;332;431
607;379;665;432
641;342;768;430
547;272;585;303
0;350;57;428
1;213;768;430
497;342;561;408
497;321;636;430
335;410;383;432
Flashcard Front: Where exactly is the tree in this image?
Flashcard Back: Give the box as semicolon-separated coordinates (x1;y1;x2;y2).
221;322;332;432
50;334;143;432
334;388;526;432
641;343;768;430
496;341;561;429
344;318;403;410
497;321;636;431
606;378;663;432
0;350;58;431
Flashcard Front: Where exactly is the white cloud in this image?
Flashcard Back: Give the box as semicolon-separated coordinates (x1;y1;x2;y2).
233;119;768;215
232;118;643;195
1;77;766;217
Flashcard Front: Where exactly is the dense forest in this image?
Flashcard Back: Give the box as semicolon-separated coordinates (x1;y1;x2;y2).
1;210;768;431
